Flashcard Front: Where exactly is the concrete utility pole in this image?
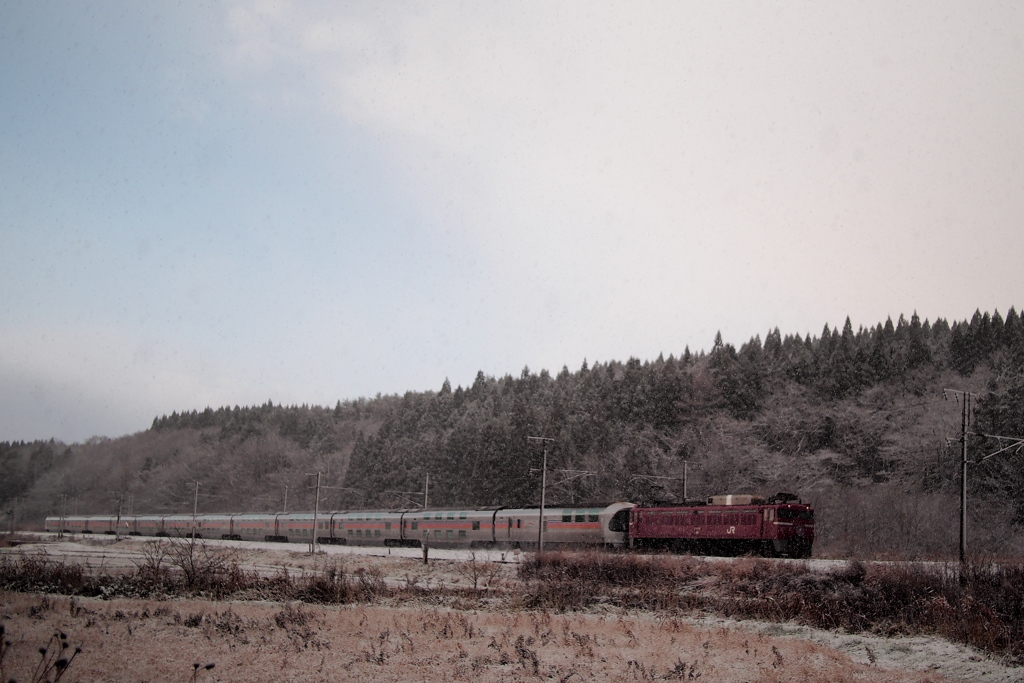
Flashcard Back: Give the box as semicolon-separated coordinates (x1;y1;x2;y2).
311;475;319;557
528;436;555;554
945;389;974;565
959;391;970;565
422;473;431;564
191;481;200;541
310;472;321;555
945;389;1024;565
116;493;124;540
59;494;67;539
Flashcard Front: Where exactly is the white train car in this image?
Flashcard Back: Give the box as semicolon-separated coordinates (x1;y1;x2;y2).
44;502;636;549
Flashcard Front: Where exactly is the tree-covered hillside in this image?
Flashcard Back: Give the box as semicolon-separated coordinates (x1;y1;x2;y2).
5;308;1023;559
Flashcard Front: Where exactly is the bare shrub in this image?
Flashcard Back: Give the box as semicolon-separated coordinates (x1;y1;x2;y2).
0;555;94;595
166;537;239;593
453;552;503;591
352;566;388;600
516;551;703;611
296;559;356;603
133;540;173;591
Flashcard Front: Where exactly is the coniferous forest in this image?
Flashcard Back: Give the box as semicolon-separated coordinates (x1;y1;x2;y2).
3;308;1024;559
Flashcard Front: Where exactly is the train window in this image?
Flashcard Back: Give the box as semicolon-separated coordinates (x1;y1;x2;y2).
412;521;419;530
385;522;391;530
434;530;442;538
375;530;381;537
356;530;362;537
608;509;630;532
589;512;599;522
459;512;467;520
562;511;572;522
575;511;585;522
458;530;466;538
447;513;454;520
472;521;480;531
447;530;454;539
517;519;522;529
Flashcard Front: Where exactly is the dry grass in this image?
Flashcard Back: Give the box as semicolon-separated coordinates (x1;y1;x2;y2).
0;592;948;682
519;552;1024;663
2;541;1021;679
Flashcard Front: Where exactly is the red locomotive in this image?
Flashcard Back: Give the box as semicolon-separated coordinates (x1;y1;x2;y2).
629;493;814;558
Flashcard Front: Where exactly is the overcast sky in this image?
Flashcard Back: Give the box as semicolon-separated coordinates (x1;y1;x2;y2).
2;1;1022;443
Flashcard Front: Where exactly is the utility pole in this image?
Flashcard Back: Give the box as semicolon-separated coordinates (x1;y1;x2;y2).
191;481;200;541
283;484;288;514
115;493;124;540
422;473;430;564
945;389;973;565
964;432;1024;564
528;436;555;554
945;389;1024;565
959;391;970;565
59;494;67;539
310;472;321;555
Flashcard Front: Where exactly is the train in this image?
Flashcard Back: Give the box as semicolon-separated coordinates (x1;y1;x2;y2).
629;494;814;558
44;493;814;558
